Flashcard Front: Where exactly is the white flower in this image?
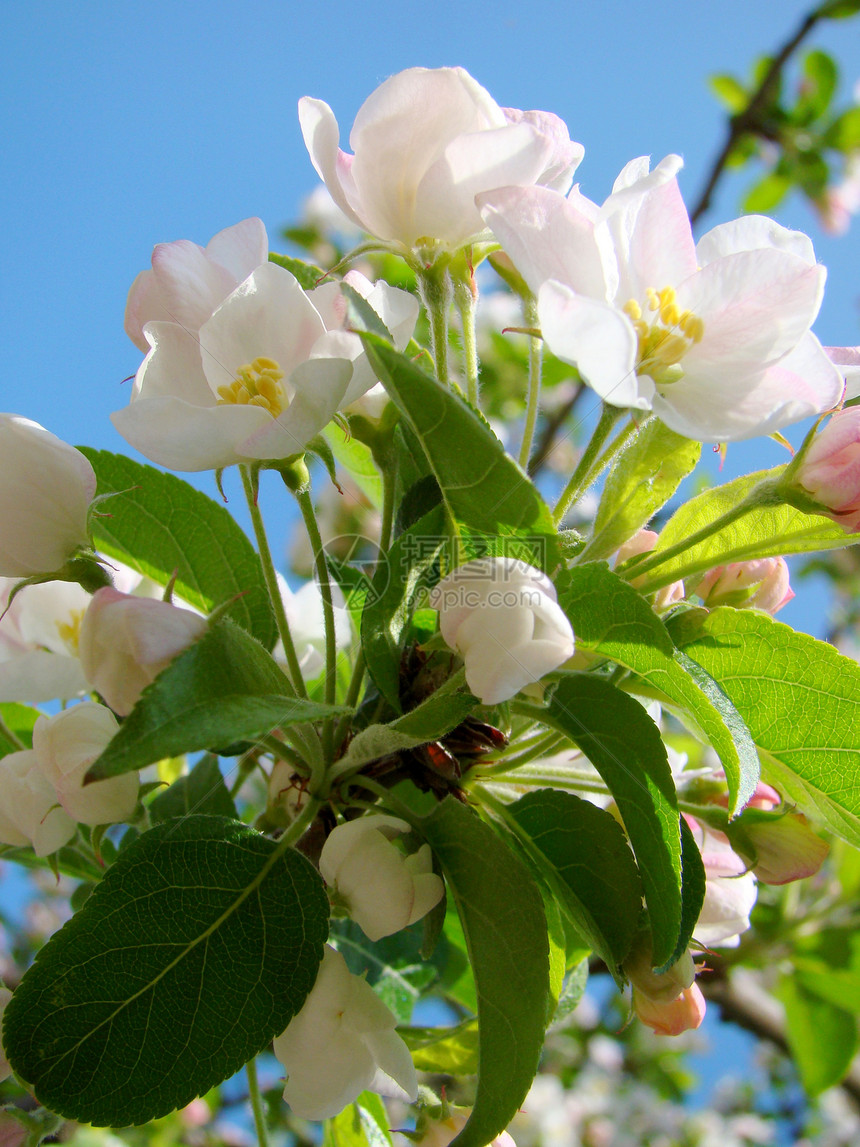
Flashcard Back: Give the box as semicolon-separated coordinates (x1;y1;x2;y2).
124;217;269;352
32;702;138;826
0;415;96;578
0;577;90;703
0;750;76;856
299;67;582;251
78;587;207;715
275;575;352;680
273;944;417;1120
429;557;574;705
114;261;416;472
480;156;843;441
688;818;757;948
320;814;444;941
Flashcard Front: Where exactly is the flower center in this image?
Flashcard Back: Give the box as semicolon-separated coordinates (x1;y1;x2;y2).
216;357;287;417
623;287;704;386
57;609;84;655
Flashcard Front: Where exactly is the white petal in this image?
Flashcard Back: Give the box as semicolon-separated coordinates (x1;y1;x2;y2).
112;396;271;471
131;321;213;405
696;215;816;266
538;281;648;410
204;217;268;280
238;358;352;461
0;651;88;703
150;239;237;333
298;97;366;230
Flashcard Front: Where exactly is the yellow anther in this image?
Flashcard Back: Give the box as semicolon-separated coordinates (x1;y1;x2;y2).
57;611;84;655
623;299;643;321
216;358;287;417
646;288;660;311
684;316;705;343
632;286;706;386
654;334;689;365
660;302;681;327
658;286;676;308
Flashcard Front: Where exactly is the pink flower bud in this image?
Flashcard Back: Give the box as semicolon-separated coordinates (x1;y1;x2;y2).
624;943;706;1037
697;557;794;614
795;407;860;532
633;983;707;1037
731;809;830;885
0;415;96;579
79;587;207;716
616;530;685;609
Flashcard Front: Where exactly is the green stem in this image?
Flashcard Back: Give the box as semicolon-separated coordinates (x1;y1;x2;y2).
454;275;479;407
478;765;609;794
0;715;26;752
339;774;419;824
296;487;338;765
476;730;567;776
240;466;306;699
553;404;624;525
418;264;453;386
621;485;778;591
518;296;543;470
246;1057;269;1147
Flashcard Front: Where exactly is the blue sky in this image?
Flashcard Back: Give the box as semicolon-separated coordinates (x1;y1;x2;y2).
2;0;859;634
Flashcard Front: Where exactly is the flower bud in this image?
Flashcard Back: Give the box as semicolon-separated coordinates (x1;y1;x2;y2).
624;942;706;1037
0;750;76;856
729;808;830;885
616;530;685;610
0;415;96;578
795;407;860;532
78;587;207;715
697;557;794;614
273;944;417;1119
32;702;138;826
320;814;444;941
429;557;574;705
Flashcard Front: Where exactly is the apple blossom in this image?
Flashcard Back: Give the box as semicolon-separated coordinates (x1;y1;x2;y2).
299;66;582;252
275;574;352;680
429;557;574;705
794;406;860;532
696;557;794;614
113;262;415;471
826;345;860;399
78;587;207;715
721;785;829;884
273;944;417;1119
686;817;757;948
480;156;844;441
0;578;90;703
124;217;269;352
319;814;444;941
32;703;138;826
0;750;76;857
0;415;97;578
616;529;685;610
0;987;12;1082
624;943;706;1037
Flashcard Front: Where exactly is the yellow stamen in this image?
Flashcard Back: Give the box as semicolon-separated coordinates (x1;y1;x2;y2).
216;357;287;417
623;299;642;321
623;285;706;387
57;611;84;655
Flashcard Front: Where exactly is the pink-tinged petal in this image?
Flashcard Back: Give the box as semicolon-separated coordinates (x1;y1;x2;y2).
678;249;826;375
603;157;696;299
538;281;649;409
479;185;607;299
826;345;860;399
306;280;347;331
150;239;237;332
696;216;816;266
131;321;213;405
342;271;420;350
502;107;583;193
199;264;327;396
239;358;352;461
653;334;843;442
124;270;167;352
111;396;271;471
298;96;366;230
204;217;268;280
310;329;370;405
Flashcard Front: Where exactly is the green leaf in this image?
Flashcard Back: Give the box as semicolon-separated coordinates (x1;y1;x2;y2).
673;607;860;847
820;0;860;16
402;1020;479;1074
324;1094;393;1147
507;790;643;975
3;815;329;1126
797;50;838;121
709;73;749;113
825;105;860;150
647;467;858;587
334;671;477;773
543;676;682;969
362;504;448;709
421;798;549;1147
268;251;326;291
79;449;276;648
149;754;238;823
324;423;384;507
362;336;560;569
777;975;858;1095
793;929;860;1012
679;816;707;955
585;420;700;561
742;170;793;213
558;564;759;814
86;619;348;779
0;702;39;755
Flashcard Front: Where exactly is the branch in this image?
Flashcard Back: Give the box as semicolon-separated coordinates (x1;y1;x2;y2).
527;382;584;478
689;4;826;225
